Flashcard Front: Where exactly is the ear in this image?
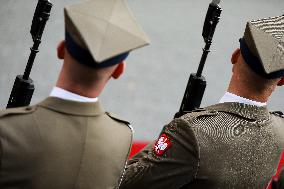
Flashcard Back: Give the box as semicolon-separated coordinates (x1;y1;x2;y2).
57;40;65;60
112;62;125;79
277;77;284;86
231;48;241;65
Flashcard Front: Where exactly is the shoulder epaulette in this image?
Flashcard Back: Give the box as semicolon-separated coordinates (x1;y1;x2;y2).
106;112;130;125
270;111;284;118
0;106;36;118
180;109;218;121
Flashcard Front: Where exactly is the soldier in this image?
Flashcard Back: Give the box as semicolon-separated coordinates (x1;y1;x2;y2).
120;15;284;189
0;0;149;188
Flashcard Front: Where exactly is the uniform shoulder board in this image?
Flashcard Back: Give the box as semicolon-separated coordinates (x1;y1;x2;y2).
106;112;130;125
191;108;207;113
271;111;284;118
183;108;207;114
180;108;218;121
0;106;36;118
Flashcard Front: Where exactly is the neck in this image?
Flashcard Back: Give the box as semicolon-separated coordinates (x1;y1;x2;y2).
56;69;105;98
227;80;271;103
56;82;102;98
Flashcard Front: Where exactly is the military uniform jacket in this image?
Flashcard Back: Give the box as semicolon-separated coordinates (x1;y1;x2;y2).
0;97;133;189
120;102;284;189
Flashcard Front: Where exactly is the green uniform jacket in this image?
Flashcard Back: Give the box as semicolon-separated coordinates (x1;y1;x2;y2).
0;97;133;189
120;102;284;189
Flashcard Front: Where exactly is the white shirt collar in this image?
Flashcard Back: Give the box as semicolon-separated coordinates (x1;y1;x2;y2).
50;87;98;103
219;92;267;107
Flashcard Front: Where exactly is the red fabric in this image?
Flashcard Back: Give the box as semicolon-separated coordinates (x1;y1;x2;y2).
129;141;149;158
266;151;284;189
153;134;172;156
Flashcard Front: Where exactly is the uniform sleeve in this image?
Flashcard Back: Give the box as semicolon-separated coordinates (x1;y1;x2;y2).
120;118;199;189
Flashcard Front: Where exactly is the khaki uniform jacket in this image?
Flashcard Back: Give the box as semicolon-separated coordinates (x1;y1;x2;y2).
120;102;284;189
0;97;133;189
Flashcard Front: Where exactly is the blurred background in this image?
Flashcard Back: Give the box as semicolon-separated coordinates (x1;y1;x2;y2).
0;0;283;141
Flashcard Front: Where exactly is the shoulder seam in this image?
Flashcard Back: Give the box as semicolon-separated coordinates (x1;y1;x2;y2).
105;112;130;125
117;127;133;188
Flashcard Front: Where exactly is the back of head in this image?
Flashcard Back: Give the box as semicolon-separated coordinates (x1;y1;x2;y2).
234;53;280;94
58;0;150;95
62;49;120;88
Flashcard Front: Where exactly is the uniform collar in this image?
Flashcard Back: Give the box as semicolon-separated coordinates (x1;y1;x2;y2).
38;97;104;116
219;92;267;107
50;87;98;103
206;102;270;121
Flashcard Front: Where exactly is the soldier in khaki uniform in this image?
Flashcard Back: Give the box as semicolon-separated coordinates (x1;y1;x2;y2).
120;15;284;189
0;0;149;188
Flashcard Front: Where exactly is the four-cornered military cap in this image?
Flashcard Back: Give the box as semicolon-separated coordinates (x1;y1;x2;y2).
64;0;150;68
240;15;284;79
